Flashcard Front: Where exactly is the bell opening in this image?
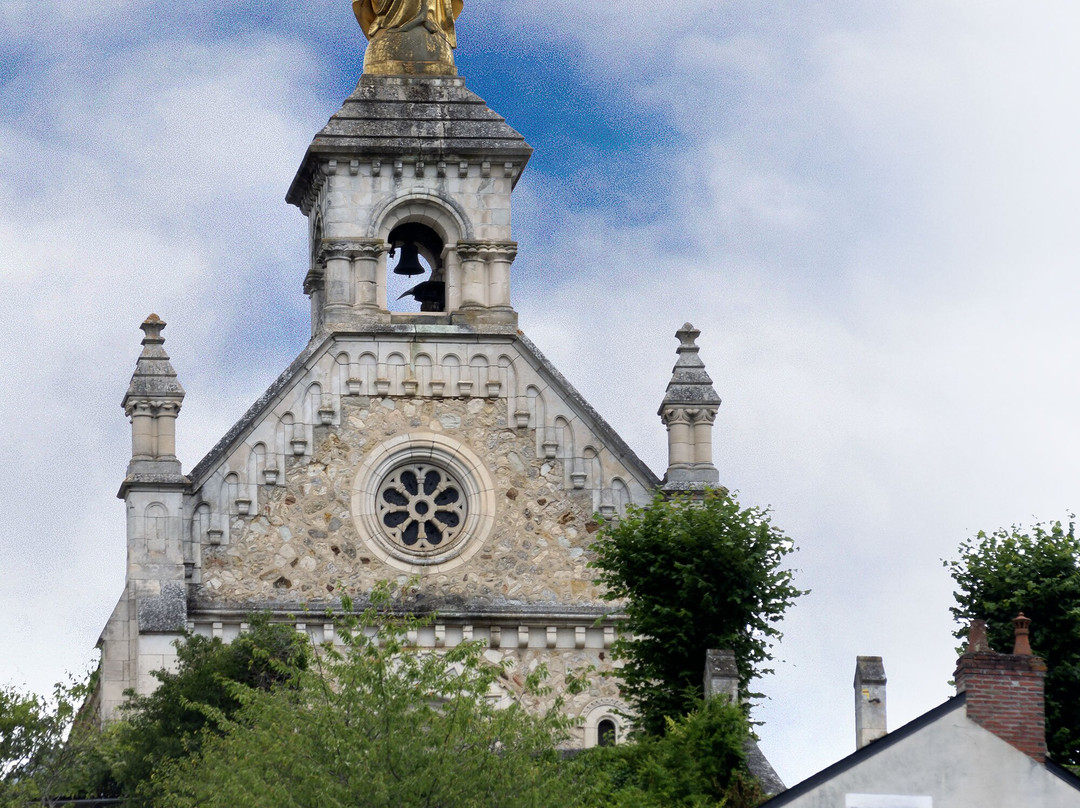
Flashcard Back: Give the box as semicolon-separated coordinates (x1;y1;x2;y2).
386;223;446;313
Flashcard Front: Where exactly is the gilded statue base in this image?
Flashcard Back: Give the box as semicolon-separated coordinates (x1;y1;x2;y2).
363;27;458;76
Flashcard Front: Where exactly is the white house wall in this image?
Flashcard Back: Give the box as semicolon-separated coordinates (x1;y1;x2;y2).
775;703;1080;808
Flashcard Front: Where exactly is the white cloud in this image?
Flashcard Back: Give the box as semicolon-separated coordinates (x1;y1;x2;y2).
5;0;1080;789
0;33;316;690
505;0;1080;781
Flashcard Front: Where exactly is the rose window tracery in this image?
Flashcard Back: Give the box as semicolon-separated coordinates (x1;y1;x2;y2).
351;432;495;572
376;463;467;553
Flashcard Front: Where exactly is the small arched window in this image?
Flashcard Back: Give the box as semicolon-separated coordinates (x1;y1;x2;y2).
597;718;617;747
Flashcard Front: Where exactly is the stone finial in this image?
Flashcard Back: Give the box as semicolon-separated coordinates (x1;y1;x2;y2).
966;618;992;654
659;323;722;411
121;315;186;477
141;313;165;344
1013;613;1033;656
123;314;186;409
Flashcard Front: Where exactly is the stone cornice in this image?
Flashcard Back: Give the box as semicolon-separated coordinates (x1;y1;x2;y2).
187;604;624;624
117;473;190;498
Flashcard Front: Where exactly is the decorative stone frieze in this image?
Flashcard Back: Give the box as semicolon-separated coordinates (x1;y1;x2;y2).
315;238;388;265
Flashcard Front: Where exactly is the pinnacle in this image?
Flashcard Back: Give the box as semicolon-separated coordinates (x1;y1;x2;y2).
123;315;185;408
660;323;721;412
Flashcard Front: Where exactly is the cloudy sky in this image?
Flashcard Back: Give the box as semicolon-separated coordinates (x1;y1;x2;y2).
4;0;1080;786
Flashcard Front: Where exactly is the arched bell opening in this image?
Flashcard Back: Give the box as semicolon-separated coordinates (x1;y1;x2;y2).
387;222;445;313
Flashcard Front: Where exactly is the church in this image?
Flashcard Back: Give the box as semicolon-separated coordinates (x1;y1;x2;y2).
93;0;724;750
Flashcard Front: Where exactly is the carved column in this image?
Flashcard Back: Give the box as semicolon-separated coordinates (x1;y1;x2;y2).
349;239;388;311
484;242;518;312
457;242;487;309
692;407;718;467
443;244;462;312
661;409;694;470
321;242;355;318
128;401;155;460
155;400;181;460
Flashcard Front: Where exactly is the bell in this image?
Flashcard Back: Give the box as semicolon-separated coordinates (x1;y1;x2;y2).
392;243;425;276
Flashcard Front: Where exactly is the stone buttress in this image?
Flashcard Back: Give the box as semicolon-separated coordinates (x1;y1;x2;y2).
97;315;189;719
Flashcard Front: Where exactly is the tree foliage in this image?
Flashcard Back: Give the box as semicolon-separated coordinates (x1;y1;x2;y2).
568;697;765;808
149;584;580;808
946;518;1080;765
2;576;776;807
590;489;803;735
106;615;310;804
0;676;104;807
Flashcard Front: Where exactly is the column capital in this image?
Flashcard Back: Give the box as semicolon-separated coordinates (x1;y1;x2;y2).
315;238;388;266
660;407;694;427
457;240;518;260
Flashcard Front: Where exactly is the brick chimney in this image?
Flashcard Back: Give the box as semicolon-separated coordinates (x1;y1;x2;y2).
953;614;1048;762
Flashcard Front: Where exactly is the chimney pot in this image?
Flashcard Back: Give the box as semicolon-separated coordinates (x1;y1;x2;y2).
967;618;992;653
1012;613;1033;656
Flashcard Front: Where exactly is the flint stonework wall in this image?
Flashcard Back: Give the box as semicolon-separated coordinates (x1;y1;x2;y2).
197;395;608;609
486;646;623;745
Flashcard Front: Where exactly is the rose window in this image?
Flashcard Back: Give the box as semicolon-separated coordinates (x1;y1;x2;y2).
376;463;467;553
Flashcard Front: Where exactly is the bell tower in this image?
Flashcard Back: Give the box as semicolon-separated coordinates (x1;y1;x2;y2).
285;19;532;337
96;2;708;752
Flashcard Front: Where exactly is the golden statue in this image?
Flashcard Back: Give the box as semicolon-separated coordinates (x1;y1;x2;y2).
353;0;465;76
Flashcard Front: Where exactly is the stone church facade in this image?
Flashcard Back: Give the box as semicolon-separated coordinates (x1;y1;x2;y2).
95;14;723;749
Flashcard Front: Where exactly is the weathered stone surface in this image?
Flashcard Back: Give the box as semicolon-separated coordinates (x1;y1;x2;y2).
287;75;532;208
196;396;607;610
136;581;186;632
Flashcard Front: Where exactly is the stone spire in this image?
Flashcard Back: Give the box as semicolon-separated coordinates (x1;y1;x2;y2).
658;323;721;493
105;314;190;713
121;315;186;479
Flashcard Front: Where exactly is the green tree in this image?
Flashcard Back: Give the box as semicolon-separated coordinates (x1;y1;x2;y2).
946;518;1080;765
590;489;804;735
106;615;309;805
150;584;581;808
0;676;106;807
569;697;766;808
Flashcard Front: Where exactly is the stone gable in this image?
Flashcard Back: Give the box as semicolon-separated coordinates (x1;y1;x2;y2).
197;394;609;611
